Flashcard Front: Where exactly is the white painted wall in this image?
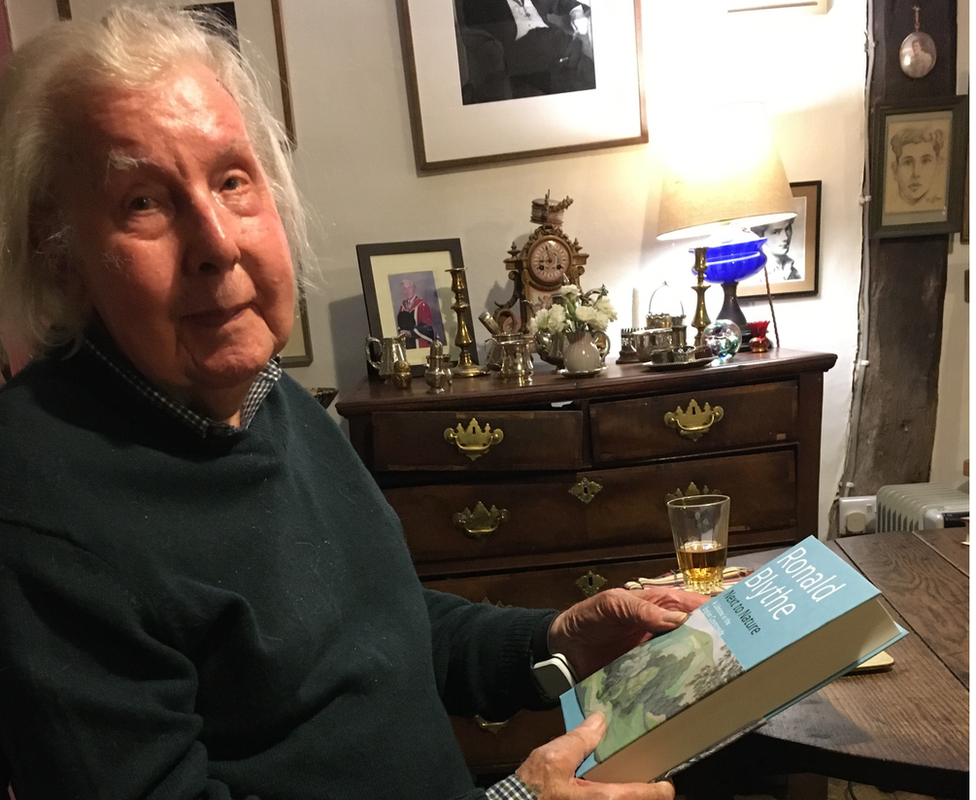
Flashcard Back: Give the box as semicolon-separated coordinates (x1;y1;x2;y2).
930;1;970;492
3;0;913;538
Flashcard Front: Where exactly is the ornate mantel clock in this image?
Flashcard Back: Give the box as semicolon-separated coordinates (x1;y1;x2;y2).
496;192;589;332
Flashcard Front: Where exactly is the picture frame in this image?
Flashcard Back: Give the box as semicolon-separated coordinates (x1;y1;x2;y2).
56;0;296;145
278;284;313;368
356;239;475;378
396;0;647;171
739;181;821;299
869;96;968;238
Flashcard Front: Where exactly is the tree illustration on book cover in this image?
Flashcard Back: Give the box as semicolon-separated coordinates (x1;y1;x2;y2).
573;610;744;763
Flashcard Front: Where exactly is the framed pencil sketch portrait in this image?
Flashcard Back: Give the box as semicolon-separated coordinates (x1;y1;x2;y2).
739;181;821;299
870;96;968;238
57;0;296;145
356;239;476;377
396;0;647;171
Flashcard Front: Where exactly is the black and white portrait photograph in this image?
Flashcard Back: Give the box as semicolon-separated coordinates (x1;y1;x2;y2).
397;0;643;169
455;0;594;105
740;181;821;299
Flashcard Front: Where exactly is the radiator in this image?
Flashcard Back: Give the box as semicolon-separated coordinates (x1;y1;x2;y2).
876;483;969;532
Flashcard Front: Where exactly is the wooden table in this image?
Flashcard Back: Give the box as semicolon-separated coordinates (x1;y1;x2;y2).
685;530;969;799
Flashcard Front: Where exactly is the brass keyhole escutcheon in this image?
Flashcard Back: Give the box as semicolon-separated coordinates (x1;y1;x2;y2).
664;399;724;441
575;571;607;598
569;477;602;504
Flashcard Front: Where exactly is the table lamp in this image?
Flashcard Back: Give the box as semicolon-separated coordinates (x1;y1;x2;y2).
655;104;795;347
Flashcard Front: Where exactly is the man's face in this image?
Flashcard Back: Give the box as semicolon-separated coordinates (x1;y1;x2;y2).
893;141;938;204
401;281;416;300
56;62;295;420
762;222;792;257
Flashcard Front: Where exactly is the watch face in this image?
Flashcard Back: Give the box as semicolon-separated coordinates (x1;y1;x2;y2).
529;238;571;287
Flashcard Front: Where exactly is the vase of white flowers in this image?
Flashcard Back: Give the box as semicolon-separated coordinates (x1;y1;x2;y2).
530;285;616;375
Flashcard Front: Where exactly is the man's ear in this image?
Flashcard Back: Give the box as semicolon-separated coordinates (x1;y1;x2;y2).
29;206;91;313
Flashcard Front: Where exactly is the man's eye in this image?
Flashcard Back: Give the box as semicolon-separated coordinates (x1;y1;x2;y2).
128;196;154;212
223;176;244;191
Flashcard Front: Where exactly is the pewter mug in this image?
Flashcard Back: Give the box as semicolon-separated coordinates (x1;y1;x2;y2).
365;334;408;380
497;335;534;383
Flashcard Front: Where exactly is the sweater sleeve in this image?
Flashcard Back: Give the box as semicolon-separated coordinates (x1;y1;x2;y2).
424;589;559;721
0;524;249;800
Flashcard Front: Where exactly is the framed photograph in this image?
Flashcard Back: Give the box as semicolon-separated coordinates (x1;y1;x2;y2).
57;0;296;145
278;284;313;368
356;239;476;377
870;96;968;238
739;181;821;299
396;0;647;171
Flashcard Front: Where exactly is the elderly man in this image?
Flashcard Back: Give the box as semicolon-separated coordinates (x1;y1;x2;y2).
0;7;702;800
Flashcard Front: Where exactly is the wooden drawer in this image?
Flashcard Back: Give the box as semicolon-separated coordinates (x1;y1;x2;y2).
426;555;680;610
388;450;796;574
386;477;586;569
580;449;797;549
590;381;798;463
371;410;584;471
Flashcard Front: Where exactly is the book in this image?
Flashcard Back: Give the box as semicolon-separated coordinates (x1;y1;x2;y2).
560;535;907;783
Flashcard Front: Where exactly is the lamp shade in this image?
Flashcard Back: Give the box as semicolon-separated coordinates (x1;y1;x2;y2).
656;104;796;241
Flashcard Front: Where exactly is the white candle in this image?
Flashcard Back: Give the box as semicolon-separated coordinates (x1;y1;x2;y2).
632;288;640;330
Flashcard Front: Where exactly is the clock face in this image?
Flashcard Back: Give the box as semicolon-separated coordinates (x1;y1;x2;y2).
528;238;571;287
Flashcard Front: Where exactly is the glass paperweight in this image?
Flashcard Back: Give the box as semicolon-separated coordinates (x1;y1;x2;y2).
703;319;741;361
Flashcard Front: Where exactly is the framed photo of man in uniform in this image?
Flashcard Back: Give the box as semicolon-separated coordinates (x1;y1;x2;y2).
357;239;476;377
870;96;968;238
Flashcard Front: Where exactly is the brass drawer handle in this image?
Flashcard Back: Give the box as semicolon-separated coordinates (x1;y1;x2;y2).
444;418;504;460
576;571;607;598
474;714;511;733
454;502;510;539
570;477;602;504
664;399;724;442
665;482;720;503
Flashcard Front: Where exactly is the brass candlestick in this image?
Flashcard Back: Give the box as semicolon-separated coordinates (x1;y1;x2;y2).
448;267;487;377
690;246;711;347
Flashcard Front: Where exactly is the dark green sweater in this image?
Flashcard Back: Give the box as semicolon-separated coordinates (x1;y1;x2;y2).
0;348;552;799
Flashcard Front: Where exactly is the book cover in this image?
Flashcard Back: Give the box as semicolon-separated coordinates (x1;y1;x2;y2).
560;536;907;783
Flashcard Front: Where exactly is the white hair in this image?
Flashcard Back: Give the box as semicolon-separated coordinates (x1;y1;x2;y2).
0;4;310;358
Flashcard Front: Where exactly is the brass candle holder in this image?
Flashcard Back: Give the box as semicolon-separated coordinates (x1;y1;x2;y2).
448;266;487;377
690;246;711;347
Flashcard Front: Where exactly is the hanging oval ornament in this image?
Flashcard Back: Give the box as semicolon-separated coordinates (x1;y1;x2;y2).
900;5;937;79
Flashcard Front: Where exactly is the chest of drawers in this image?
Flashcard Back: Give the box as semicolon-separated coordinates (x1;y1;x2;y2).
335;348;836;772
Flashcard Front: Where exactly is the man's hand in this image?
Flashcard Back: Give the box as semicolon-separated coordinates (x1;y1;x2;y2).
569;5;590;37
516;714;675;799
548;588;707;680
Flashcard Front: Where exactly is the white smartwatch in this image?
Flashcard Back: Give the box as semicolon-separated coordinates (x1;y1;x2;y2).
532;652;577;700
